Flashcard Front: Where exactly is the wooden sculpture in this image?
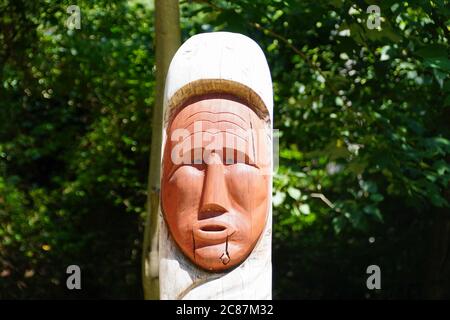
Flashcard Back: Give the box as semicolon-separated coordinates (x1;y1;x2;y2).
159;32;273;299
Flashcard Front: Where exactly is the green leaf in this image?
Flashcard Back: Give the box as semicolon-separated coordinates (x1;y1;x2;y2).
273;191;286;207
424;57;450;73
287;187;301;200
370;193;384;203
360;180;378;193
299;203;310;215
363;205;383;222
430;193;448;207
433;68;447;88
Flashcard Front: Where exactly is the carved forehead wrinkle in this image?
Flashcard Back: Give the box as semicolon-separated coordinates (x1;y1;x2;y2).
165;97;270;168
178;129;250;145
169;99;256;132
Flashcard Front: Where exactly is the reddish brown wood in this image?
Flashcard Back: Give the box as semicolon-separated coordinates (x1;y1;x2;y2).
161;96;270;272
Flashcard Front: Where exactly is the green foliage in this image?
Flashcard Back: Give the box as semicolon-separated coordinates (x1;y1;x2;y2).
1;0;154;298
189;0;449;298
1;0;449;298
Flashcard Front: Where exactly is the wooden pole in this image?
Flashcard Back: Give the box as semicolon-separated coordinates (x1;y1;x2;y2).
159;32;273;299
142;0;180;300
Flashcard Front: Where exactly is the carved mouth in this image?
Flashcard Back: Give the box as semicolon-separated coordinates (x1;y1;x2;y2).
193;220;235;242
200;225;226;232
192;219;237;266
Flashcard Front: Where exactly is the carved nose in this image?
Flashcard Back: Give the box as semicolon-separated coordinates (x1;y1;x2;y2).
199;153;230;219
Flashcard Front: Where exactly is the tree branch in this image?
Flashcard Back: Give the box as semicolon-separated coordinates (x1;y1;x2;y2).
187;0;343;98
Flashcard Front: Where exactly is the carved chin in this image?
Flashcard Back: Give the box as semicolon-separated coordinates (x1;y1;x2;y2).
193;242;249;272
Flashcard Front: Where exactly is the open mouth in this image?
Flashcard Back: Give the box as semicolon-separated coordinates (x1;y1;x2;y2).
200;225;226;232
193;220;235;243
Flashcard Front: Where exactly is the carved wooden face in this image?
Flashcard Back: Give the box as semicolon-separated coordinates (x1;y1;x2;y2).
161;96;270;272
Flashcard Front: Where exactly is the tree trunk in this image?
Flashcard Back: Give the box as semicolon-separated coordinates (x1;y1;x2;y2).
142;0;180;300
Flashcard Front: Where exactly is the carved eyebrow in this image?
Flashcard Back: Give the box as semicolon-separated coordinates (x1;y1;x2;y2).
182;119;248;131
185;111;248;123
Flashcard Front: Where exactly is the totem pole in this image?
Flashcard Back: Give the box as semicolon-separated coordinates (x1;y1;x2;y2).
159;32;273;299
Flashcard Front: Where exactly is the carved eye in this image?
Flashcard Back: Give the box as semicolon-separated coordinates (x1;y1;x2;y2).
190;158;206;170
168;161;205;179
190;162;206;171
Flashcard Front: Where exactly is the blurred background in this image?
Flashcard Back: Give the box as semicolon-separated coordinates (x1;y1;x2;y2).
0;0;449;299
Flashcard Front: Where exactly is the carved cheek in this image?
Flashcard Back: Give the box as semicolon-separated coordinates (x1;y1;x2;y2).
164;166;204;234
226;164;268;214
